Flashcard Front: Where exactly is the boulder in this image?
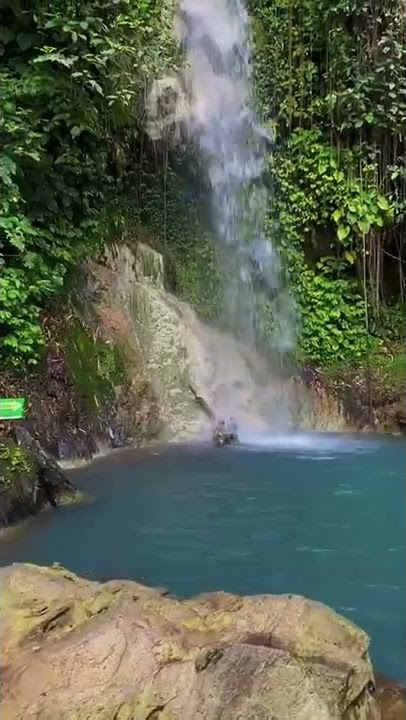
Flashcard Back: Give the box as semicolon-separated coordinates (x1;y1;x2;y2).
0;563;381;719
0;429;77;528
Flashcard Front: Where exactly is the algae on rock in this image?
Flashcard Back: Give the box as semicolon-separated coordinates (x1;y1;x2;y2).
60;319;126;416
0;562;381;720
0;432;78;528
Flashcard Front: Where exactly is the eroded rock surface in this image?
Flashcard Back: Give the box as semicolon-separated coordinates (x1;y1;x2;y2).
0;563;381;719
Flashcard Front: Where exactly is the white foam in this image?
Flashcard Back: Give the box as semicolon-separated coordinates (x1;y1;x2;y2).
233;431;383;456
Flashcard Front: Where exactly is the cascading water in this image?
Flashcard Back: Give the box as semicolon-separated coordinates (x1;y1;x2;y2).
177;0;295;354
144;0;305;432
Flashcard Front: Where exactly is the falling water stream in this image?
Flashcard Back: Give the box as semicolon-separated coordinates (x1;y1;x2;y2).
178;0;295;352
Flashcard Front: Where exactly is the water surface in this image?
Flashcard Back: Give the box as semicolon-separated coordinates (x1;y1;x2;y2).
0;433;404;680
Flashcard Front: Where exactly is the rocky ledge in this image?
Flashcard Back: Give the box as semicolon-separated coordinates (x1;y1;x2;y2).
0;429;78;528
0;563;392;719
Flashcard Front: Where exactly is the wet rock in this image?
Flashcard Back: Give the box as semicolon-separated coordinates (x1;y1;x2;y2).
0;563;381;719
106;421;127;449
299;363;406;436
394;402;406;433
376;675;406;720
51;429;97;462
47;345;68;382
0;429;77;528
15;427;69;483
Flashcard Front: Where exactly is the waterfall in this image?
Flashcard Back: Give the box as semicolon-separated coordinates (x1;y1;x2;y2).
177;0;295;354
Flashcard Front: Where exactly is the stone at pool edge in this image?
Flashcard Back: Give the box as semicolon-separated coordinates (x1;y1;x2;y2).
0;427;78;529
0;562;381;720
375;675;406;720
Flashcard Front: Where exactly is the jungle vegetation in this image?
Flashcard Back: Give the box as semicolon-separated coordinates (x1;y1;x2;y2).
0;0;404;371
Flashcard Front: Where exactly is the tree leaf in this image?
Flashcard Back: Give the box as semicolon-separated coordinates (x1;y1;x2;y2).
70;126;83;138
377;195;390;211
337;224;350;241
90;80;103;95
357;220;370;234
16;33;35;51
8;234;25;251
0;26;15;44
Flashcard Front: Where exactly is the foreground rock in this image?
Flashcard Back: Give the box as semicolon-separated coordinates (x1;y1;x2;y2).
0;564;382;719
375;676;406;720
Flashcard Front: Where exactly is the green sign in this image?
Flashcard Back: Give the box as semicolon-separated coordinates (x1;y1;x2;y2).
0;398;26;420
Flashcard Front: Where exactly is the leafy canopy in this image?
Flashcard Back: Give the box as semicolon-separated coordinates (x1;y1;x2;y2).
0;0;176;365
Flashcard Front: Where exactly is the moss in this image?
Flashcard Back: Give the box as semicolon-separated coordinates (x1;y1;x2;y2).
58;489;88;507
0;564;119;654
0;441;33;490
181;611;233;635
174;240;222;320
324;344;405;401
371;349;406;389
59;319;126;414
84;589;115;617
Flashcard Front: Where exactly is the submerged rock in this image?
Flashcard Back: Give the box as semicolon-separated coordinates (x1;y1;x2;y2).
0;563;382;719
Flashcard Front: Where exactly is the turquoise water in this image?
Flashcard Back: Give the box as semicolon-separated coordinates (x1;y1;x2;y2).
0;433;404;680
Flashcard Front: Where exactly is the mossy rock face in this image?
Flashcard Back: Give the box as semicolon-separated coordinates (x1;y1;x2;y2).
0;315;129;465
55;310;160;445
0;434;78;528
0;563;381;720
0;441;34;492
297;347;406;434
60;319;126;415
0;440;37;526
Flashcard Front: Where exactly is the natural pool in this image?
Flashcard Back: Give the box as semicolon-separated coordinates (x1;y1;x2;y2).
0;433;404;680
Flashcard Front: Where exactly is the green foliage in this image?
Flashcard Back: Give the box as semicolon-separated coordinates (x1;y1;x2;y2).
374;304;406;342
123;149;222;319
267;128;397;363
59;319;126;413
251;0;405;366
2;0;404;374
0;443;33;488
175;241;222;319
273;129;394;247
323;344;406;412
386;352;406;386
368;347;406;386
296;269;368;364
0;0;176;367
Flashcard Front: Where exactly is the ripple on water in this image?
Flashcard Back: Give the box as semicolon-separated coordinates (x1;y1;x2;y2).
0;435;404;681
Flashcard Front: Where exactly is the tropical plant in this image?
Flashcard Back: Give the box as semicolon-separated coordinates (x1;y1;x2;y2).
0;0;176;365
251;0;405;365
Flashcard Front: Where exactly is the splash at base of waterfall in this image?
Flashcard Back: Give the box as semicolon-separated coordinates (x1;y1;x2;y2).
93;243;346;443
180;304;294;434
